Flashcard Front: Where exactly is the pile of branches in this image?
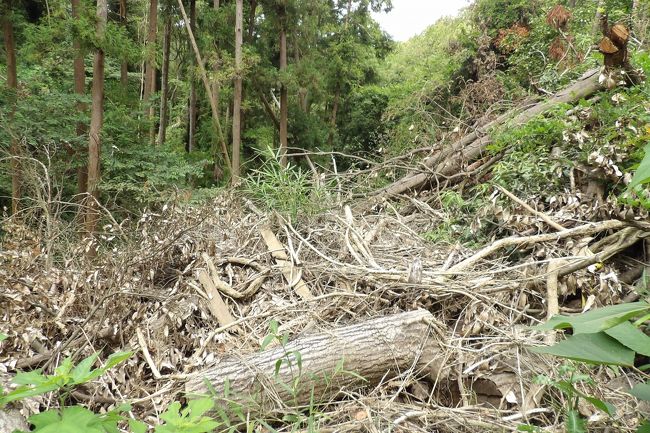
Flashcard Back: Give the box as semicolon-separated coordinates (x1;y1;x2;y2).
0;176;647;432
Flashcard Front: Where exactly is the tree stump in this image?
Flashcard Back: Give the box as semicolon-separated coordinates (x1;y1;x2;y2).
598;16;644;86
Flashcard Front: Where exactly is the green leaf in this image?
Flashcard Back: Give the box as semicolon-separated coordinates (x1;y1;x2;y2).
104;351;133;370
583;396;616;416
630;143;650;188
12;369;47;386
71;352;100;384
260;334;275;350
528;333;635;366
28;410;60;429
53;357;74;379
535;302;650;334
565;410;587;433
269;320;279;335
129;419;148;433
29;406;106;433
630;382;650;402
159;402;182;423
0;334;7;342
605;321;650;357
638;420;650;433
185;398;214;418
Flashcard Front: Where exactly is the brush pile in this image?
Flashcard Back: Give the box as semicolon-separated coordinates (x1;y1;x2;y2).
1;173;648;432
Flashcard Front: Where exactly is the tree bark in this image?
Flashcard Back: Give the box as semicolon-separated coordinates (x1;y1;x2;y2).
279;5;288;168
86;0;107;237
0;409;28;433
185;310;445;414
247;0;257;42
176;0;232;172
327;0;352;151
232;0;243;181
2;0;20;215
157;16;171;145
72;0;88;195
119;0;128;91
187;0;197;153
210;0;221;144
376;69;603;198
143;0;157;104
327;84;340;148
592;0;605;36
144;0;157;144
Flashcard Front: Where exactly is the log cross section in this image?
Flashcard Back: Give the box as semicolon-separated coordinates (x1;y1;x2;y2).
185;310;444;411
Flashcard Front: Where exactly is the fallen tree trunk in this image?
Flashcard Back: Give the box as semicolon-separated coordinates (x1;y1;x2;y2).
185;310;445;416
376;69;602;197
0;410;28;433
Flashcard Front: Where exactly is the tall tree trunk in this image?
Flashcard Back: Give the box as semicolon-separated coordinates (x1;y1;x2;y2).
593;0;605;36
86;0;107;238
2;0;19;215
278;5;288;168
327;0;352;150
247;0;257;41
72;0;88;195
144;0;157;144
211;0;220;126
143;0;157;103
327;86;339;148
119;0;128;91
187;0;197;153
294;35;308;113
176;0;232;172
232;0;243;181
158;16;171;145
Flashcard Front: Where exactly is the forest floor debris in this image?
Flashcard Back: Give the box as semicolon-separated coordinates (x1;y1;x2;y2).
1;185;647;432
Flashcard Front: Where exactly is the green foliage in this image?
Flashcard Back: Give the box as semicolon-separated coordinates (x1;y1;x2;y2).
421;190;490;246
338;85;389;161
472;0;539;37
156;399;219;433
24;404;132;433
0;351;132;406
0;352;136;433
531;332;636;366
519;364;614;433
378;15;473;154
534;302;650;334
243;147;331;220
529;302;650;432
630;143;650;188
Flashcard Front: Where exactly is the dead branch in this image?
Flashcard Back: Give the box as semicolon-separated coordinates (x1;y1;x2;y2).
447;220;626;273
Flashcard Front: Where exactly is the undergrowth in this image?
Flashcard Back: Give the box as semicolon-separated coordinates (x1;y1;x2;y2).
243;147;333;221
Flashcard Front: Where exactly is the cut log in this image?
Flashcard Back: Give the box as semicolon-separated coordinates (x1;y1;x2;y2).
0;409;28;433
375;69;602;198
598;37;619;54
185;310;445;415
260;226;314;300
610;24;629;47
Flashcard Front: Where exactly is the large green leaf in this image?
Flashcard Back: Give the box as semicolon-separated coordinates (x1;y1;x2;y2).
605;321;650;357
630;382;650;402
535;302;650;334
529;333;635;366
565;410;587;433
630;143;650;188
638;420;650;433
29;406;107;433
